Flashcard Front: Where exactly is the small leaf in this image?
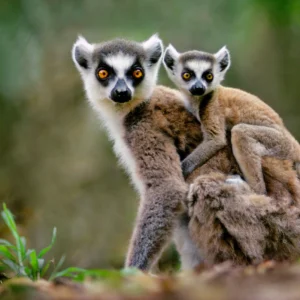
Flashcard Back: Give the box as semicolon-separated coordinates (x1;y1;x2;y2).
24;266;32;277
49;255;65;281
2;259;19;273
41;260;52;278
0;239;15;248
38;227;57;258
20;237;26;251
25;249;34;258
1;204;26;265
38;258;44;270
29;250;39;280
0;245;16;262
1;204;17;233
49;267;86;280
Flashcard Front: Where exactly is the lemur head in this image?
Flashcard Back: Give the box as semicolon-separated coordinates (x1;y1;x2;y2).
163;45;230;98
72;34;163;114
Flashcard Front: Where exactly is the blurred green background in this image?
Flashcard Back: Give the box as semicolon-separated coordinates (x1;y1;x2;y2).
0;0;299;269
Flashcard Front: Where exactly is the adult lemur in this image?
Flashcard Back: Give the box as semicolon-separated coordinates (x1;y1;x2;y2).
72;35;300;270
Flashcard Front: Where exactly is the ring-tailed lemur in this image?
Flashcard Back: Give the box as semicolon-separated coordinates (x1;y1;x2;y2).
72;35;300;271
163;45;300;194
72;34;205;270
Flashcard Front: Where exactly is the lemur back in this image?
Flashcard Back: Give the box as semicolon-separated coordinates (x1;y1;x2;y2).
163;45;300;194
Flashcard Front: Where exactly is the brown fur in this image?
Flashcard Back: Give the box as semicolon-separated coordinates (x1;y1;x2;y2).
182;86;300;194
188;173;300;265
123;85;300;270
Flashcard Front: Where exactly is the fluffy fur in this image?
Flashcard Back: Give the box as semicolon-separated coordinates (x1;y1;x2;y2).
188;173;300;265
73;36;300;271
163;45;300;194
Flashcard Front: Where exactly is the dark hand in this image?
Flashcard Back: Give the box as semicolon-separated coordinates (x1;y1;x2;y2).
181;158;196;179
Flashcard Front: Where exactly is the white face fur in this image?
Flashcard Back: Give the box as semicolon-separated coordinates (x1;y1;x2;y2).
72;34;163;117
163;45;231;99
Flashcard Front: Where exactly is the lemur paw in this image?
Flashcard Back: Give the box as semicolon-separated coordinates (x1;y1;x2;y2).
181;160;195;179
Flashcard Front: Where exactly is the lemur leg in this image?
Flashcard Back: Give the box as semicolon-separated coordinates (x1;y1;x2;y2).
231;124;300;194
187;172;267;265
173;214;202;270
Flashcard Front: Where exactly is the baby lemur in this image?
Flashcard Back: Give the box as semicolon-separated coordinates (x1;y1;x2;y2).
163;45;300;194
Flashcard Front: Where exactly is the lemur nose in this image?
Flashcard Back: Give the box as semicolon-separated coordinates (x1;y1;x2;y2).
111;79;132;103
190;82;206;96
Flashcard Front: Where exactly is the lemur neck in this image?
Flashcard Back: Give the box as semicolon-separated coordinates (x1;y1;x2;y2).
92;96;148;195
93;96;148;142
183;88;219;121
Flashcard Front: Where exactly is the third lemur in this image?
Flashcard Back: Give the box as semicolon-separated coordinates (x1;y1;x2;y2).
163;45;300;194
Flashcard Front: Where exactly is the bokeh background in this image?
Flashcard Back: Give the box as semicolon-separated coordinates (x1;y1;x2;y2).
0;0;299;269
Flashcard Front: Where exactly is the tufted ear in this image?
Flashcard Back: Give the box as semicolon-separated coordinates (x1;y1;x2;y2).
214;46;231;73
142;33;163;66
72;36;94;71
163;44;180;72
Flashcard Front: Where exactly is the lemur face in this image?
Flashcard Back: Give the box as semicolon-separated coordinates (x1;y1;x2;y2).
163;45;230;97
72;35;163;106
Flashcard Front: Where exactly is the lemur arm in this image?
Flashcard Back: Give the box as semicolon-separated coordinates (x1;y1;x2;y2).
125;130;188;270
181;101;226;178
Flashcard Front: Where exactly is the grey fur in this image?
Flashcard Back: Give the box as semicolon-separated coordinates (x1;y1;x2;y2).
180;51;215;65
92;39;146;62
188;173;300;265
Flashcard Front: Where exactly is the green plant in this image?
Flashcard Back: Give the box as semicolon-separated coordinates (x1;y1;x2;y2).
0;203;141;283
0;203;139;283
0;203;85;281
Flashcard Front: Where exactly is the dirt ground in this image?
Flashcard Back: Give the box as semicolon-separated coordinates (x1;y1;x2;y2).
1;260;300;300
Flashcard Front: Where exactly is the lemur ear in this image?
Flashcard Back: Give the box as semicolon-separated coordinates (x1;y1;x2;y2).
214;46;231;72
163;44;180;72
72;36;94;71
142;34;163;66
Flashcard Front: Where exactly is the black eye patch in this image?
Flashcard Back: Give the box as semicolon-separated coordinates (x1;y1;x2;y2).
126;61;145;87
95;62;116;87
182;68;195;79
202;69;214;82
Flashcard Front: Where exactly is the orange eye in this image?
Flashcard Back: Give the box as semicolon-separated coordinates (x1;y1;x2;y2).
182;72;191;80
98;69;109;79
205;73;213;81
133;69;143;79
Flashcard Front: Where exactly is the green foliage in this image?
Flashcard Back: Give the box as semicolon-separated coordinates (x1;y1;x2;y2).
0;203;141;283
0;203;75;281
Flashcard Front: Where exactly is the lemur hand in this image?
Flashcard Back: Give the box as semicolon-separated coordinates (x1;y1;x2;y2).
181;157;196;179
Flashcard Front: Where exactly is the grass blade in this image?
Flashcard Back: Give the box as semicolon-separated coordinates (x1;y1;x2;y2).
38;227;57;258
41;260;52;278
20;237;26;250
0;239;17;253
49;267;86;280
29;250;39;280
49;255;65;281
0;239;14;247
1;204;17;233
0;245;16;262
1;204;26;265
38;258;44;270
24;266;32;277
2;259;19;273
